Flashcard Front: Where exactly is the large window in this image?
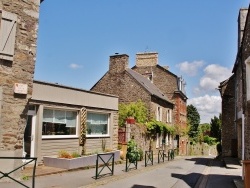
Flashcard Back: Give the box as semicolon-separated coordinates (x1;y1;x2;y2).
42;109;77;137
87;112;109;137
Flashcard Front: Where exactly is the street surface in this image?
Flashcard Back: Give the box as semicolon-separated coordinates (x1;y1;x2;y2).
0;156;242;188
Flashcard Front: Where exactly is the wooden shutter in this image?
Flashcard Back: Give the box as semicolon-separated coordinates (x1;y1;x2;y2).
0;10;17;61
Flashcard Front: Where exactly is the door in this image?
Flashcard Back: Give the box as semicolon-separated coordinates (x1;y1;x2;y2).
24;108;36;158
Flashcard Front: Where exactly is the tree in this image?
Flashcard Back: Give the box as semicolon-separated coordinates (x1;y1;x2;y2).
197;123;210;142
210;114;221;142
118;100;148;126
187;104;200;141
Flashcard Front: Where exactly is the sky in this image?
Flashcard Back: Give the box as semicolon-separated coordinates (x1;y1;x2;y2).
35;0;249;123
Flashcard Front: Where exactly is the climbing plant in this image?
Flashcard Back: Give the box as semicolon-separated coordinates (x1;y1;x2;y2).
118;100;148;126
146;120;175;135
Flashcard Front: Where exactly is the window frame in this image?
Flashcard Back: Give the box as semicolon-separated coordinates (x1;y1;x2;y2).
86;111;110;138
42;107;79;139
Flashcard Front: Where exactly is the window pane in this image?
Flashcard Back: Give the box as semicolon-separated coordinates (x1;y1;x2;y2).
66;111;77;127
42;123;76;135
43;109;53;122
42;109;77;136
87;113;108;135
54;110;66;123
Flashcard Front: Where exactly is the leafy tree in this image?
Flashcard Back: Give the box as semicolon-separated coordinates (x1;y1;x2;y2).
118;100;148;126
203;135;217;145
199;123;210;134
197;123;210;142
210;114;221;142
187;104;200;141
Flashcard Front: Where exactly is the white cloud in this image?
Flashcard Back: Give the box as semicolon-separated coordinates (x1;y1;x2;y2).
188;95;221;123
199;64;232;93
176;60;205;76
69;63;83;69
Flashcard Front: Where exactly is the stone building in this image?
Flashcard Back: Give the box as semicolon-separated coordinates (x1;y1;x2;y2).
219;75;237;157
0;0;41;175
91;54;175;152
220;6;250;162
132;52;188;155
234;6;250;161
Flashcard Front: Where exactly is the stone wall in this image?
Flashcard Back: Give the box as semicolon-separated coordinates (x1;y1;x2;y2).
238;5;250;160
0;0;40;179
187;143;217;156
220;76;237;157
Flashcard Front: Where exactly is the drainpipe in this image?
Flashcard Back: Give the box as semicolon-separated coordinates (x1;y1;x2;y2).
242;113;245;180
242;113;245;161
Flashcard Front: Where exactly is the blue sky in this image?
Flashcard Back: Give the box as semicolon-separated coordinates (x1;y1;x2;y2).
35;0;249;123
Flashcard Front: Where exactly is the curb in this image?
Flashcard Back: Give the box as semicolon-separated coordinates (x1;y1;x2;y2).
194;159;212;188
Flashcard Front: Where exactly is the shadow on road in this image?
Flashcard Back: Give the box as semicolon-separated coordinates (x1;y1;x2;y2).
172;172;201;187
185;157;211;166
131;185;156;188
185;157;225;168
171;172;241;188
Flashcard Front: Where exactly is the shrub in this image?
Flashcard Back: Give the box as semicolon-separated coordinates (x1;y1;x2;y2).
127;139;140;162
58;150;72;159
203;135;217;146
71;151;81;158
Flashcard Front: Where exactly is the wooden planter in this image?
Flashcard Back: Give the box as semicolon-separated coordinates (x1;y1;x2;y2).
43;150;120;170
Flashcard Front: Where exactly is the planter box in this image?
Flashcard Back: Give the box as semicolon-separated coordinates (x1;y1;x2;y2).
43;150;120;170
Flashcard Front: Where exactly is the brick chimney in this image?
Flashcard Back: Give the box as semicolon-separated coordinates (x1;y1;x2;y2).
109;54;129;74
136;52;158;67
238;8;248;49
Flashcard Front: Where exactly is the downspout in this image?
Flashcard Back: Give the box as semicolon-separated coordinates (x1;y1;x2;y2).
242;113;245;161
242;113;245;180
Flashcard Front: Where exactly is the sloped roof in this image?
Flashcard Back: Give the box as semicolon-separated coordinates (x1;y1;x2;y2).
131;64;188;99
126;69;173;104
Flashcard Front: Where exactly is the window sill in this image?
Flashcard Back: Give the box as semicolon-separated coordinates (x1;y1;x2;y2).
42;135;78;139
87;135;110;138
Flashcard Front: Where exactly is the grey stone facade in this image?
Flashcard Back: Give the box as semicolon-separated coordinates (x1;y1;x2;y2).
0;0;40;178
222;6;250;160
234;7;250;160
219;75;236;157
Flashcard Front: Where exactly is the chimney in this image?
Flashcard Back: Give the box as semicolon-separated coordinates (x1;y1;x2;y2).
109;54;129;74
136;52;158;67
238;8;248;49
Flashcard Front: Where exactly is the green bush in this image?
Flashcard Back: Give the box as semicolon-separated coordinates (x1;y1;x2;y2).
127;139;140;162
203;135;217;145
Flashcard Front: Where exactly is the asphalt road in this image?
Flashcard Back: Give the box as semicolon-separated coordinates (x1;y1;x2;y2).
1;155;241;188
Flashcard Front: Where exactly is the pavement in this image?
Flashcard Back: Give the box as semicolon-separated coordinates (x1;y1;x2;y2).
196;157;243;188
1;155;244;188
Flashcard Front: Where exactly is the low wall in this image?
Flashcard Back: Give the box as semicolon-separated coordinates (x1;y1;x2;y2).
187;142;217;156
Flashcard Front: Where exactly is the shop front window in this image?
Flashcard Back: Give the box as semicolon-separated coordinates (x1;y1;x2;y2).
42;109;77;137
87;112;109;137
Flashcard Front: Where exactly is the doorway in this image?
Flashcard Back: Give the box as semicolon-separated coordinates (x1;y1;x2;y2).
24;106;36;158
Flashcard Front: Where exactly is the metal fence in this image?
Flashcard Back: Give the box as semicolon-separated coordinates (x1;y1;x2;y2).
0;157;37;188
